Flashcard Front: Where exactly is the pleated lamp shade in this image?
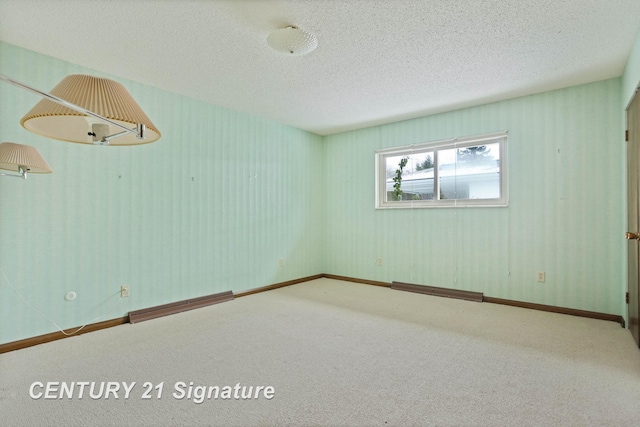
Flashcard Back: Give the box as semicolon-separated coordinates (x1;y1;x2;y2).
20;74;160;145
0;142;52;174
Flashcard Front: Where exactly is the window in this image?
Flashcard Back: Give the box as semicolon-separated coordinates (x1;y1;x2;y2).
375;132;508;208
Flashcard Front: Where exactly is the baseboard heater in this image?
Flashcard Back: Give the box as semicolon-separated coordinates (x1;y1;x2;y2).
128;290;234;324
391;281;484;302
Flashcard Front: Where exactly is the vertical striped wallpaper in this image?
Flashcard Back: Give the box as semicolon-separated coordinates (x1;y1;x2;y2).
324;79;625;316
622;28;640;108
0;42;324;344
0;39;634;345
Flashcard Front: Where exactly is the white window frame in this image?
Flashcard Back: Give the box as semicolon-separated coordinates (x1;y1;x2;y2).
375;131;508;209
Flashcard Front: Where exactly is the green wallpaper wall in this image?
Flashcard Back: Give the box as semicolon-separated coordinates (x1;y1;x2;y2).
2;36;637;345
623;28;640;108
0;42;324;344
323;79;625;316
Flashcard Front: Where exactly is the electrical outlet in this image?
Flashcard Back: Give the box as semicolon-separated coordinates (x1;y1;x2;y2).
377;257;383;266
279;259;285;268
120;286;130;298
537;272;546;283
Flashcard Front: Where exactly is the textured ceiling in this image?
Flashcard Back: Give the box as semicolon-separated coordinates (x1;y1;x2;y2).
1;0;639;135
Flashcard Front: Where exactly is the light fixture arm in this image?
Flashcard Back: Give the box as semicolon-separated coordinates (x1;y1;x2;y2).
0;166;27;180
0;74;145;144
94;123;146;145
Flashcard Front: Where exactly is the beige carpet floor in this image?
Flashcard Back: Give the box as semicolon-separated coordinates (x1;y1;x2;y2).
1;278;639;426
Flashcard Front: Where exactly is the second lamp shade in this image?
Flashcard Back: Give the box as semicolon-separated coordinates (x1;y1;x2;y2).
0;142;52;174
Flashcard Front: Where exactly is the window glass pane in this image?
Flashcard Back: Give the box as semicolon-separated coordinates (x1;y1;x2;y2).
436;147;457;199
438;143;500;200
385;152;434;201
376;133;506;208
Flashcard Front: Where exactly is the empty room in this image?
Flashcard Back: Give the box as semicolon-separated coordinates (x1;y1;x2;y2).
1;1;640;426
